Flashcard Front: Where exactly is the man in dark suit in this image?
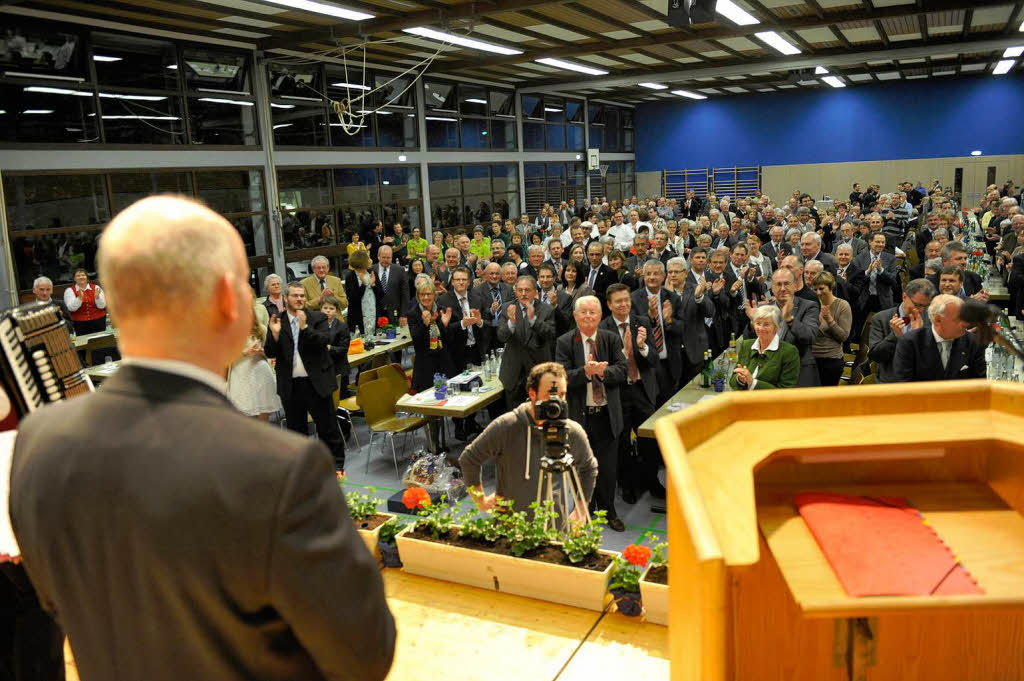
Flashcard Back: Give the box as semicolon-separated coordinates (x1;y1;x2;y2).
434;247;462;292
584;241;618;315
601;283;663;503
909;239;941;279
682;191;703;221
557;201;574;226
538;263;573;340
265;281;347;470
374;245;409;323
800;232;838;276
849;233;902;317
469;262;513;357
926;241;984;297
438;266;485;440
631;260;687;401
747;268;820;386
625;235;653;278
760;225;789;264
831;222;868;259
9;195;394;681
556;295;629;532
893;294;986;382
497;275;557;406
868;278;936;382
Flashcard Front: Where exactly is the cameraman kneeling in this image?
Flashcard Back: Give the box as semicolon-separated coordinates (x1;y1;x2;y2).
459;362;598;524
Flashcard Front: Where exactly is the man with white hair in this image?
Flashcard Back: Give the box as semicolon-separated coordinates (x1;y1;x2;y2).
892;294;985;381
300;255;347;312
31;275;69;319
10;196;395;681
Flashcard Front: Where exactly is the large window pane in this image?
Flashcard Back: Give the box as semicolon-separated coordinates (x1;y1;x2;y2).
544;97;565;123
11;230;101;290
99;94;185;145
381;166;419;200
523;122;544;150
459;84;487;116
589;126;603;150
337;204;379;236
428;165;460;198
565;99;584;123
282;209;335;250
0;23;85;79
490;119;515;150
333;168;378;205
373;72;415;109
521;95;543;119
588;103;604;124
277;169;331;209
0;83;98;144
92;32;178;90
4;174;109;230
463;195;491;226
230;214;272;258
462;165;490;195
426;116;458;148
568;124;585;151
460;117;488;149
329;116;373;147
196;169;265;213
546;123;566;150
497;192;519;221
432;198;460;231
423;81;456;111
110;171;191;212
376;110;416;148
189;97;257;145
182;47;250;93
490;90;514;118
492;164;518;194
269;65;321;99
272;102;326;146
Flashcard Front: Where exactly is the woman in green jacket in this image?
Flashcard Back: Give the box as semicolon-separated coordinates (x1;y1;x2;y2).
729;304;801;390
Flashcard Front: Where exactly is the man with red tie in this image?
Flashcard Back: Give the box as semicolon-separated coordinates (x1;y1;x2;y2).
555;296;629;531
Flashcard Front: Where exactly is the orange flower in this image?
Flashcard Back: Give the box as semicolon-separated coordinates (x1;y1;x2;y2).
623;544;652;567
403;486;431;510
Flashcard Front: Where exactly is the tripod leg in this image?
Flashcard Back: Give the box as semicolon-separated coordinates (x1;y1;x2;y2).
569;465;591;523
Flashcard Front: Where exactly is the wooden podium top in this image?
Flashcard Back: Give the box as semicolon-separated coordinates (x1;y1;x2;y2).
654;379;1024;614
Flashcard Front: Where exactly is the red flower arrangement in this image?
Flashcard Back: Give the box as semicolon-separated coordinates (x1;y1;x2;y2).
376;316;391;329
402;486;431;511
622;544;652;567
973;250;984;257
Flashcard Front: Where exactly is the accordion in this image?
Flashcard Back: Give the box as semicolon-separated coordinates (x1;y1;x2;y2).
0;301;93;420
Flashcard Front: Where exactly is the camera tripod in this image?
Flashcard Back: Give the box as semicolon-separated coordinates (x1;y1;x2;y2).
534;451;591;531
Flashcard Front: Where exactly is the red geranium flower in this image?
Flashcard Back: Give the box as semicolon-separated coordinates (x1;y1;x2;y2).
622;544;652;567
377;316;391;328
403;487;431;510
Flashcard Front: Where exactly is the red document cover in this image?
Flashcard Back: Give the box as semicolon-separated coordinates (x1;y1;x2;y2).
795;492;984;597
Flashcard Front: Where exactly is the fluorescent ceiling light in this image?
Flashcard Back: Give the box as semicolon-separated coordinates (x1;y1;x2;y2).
22;110;55;114
403;27;522;55
0;110;5;114
671;89;708;100
101;92;167;101
329;123;366;128
814;66;828;75
424;116;457;122
98;115;180;120
544;107;562;112
971;150;982;156
822;75;845;88
358;109;392;115
260;0;373;21
92;55;122;62
331;82;370;90
716;0;759;26
198;98;254;106
535;58;608;75
638;82;668;89
993;59;1016;75
25;87;164;102
382;180;390;185
1004;47;1024;58
4;71;84;82
463;98;488;104
273;123;293;129
755;31;800;56
1020;19;1024;31
270;103;295;109
166;65;178;70
398;154;407;161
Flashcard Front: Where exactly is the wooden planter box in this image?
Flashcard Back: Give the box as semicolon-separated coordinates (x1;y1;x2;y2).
639;564;669;626
395;525;616;611
355;513;397;565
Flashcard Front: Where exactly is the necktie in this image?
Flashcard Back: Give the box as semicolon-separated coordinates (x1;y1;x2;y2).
381;266;389;294
651;296;665;354
587;338;606;405
290;316;301;367
939;339;951;369
588;267;597;288
621;322;639;382
490;286;501;322
461;296;474;345
319;278;326;291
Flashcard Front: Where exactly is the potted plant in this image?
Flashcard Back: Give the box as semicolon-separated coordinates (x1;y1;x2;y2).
638;536;669;625
712;363;728;392
376;315;396;340
432;373;448;400
395;496;617;611
338;476;396;564
377;518;405;568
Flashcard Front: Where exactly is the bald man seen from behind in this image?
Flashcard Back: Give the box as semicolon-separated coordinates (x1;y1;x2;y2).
9;195;395;681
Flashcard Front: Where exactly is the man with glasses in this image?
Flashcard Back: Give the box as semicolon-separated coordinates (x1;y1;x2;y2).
867;278;936;383
496;275;556;406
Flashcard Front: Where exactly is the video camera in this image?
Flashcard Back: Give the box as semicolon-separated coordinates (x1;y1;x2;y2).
535;397;571;459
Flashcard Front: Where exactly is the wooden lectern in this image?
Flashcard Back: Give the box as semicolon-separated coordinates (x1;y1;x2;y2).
655;379;1024;681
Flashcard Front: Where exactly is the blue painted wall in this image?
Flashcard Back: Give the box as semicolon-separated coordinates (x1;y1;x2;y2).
635;74;1024;172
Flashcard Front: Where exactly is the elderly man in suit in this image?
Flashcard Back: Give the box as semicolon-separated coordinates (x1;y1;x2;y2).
761;225;789;264
266;281;348;470
892;294;986;382
747;267;820;386
601;283;663;504
926;241;986;299
10;196;394;681
470;261;513;356
374;245;409;324
850;232;902;317
556;295;629;532
584;240;618;315
31;275;70;320
831;222;867;259
868;278;936;382
800;232;838;276
301;255;348;313
497;275;557;406
438;265;485;440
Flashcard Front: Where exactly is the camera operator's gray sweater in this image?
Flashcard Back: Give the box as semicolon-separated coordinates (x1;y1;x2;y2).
459;402;598;513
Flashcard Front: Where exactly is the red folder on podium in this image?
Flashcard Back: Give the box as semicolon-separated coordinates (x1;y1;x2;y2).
795;492;984;597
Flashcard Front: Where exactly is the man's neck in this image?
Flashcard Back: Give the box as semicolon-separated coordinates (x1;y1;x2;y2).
612;313;629;325
646;286;661;296
692;267;705;276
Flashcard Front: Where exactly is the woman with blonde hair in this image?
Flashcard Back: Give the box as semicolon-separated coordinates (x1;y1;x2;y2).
227;294;281;421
